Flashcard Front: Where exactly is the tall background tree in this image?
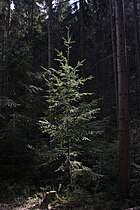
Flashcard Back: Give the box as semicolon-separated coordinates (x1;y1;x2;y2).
133;0;140;129
115;0;129;197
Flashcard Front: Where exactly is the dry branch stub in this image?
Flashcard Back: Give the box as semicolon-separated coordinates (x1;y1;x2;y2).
40;190;58;207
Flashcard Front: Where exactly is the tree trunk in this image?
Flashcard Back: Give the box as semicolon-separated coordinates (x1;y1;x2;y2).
48;0;53;68
109;0;118;119
0;8;5;97
114;0;129;198
80;0;84;59
47;0;53;148
5;0;11;96
133;0;140;128
7;0;11;44
79;0;85;77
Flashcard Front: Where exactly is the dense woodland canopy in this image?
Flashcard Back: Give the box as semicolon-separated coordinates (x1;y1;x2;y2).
0;0;140;209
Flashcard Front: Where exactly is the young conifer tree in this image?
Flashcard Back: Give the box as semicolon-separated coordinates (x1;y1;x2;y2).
39;27;100;183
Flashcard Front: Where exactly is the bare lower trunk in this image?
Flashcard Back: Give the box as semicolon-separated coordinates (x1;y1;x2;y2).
109;0;118;119
48;0;53;68
133;0;140;128
7;0;11;44
28;0;34;41
115;0;129;198
80;0;85;78
5;0;11;96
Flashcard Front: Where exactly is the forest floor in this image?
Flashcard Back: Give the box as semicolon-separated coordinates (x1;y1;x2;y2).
0;201;137;210
0;199;95;210
0;198;46;210
0;204;95;210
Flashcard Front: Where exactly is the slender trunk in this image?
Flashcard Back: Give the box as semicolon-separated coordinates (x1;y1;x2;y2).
80;0;84;60
7;0;11;44
80;0;85;77
31;0;34;38
0;10;4;97
109;0;118;119
48;0;53;68
133;0;140;128
115;0;129;198
5;0;11;96
48;0;53;148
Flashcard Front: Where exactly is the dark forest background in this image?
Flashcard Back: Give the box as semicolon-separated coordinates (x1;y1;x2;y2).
0;0;140;209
